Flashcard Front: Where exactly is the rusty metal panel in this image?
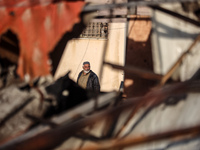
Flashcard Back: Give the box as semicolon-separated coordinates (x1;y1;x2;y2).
0;0;85;80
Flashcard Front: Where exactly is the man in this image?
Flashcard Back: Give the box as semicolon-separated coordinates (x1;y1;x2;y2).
77;61;100;92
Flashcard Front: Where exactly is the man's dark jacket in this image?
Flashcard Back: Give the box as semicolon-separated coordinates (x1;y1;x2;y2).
77;70;100;92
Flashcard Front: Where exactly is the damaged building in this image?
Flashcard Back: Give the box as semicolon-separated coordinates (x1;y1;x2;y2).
1;0;200;150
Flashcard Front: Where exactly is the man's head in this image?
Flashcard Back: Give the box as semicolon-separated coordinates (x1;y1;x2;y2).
83;61;90;73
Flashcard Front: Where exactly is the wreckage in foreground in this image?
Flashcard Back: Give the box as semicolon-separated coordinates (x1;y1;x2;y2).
1;0;200;150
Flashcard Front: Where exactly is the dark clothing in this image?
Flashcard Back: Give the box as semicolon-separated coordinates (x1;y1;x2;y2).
77;70;100;92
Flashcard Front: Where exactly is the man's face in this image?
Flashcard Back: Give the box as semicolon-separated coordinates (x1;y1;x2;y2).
83;64;90;71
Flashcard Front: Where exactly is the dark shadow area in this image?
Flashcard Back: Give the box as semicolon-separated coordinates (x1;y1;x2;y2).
189;68;200;81
124;33;157;98
0;30;19;56
0;30;19;64
0;30;19;87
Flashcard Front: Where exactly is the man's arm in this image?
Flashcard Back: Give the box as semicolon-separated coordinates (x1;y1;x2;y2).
93;76;100;92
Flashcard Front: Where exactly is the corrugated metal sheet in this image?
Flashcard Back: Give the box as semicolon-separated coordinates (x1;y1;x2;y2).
0;0;85;80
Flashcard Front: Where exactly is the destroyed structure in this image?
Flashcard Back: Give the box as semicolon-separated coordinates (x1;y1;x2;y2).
1;0;200;150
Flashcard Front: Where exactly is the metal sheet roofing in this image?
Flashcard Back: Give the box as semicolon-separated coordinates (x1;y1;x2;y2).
0;0;85;80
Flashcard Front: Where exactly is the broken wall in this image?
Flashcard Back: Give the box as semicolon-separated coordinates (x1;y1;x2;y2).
54;23;126;92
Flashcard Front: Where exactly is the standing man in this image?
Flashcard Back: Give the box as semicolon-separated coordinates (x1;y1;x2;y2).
77;61;100;92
